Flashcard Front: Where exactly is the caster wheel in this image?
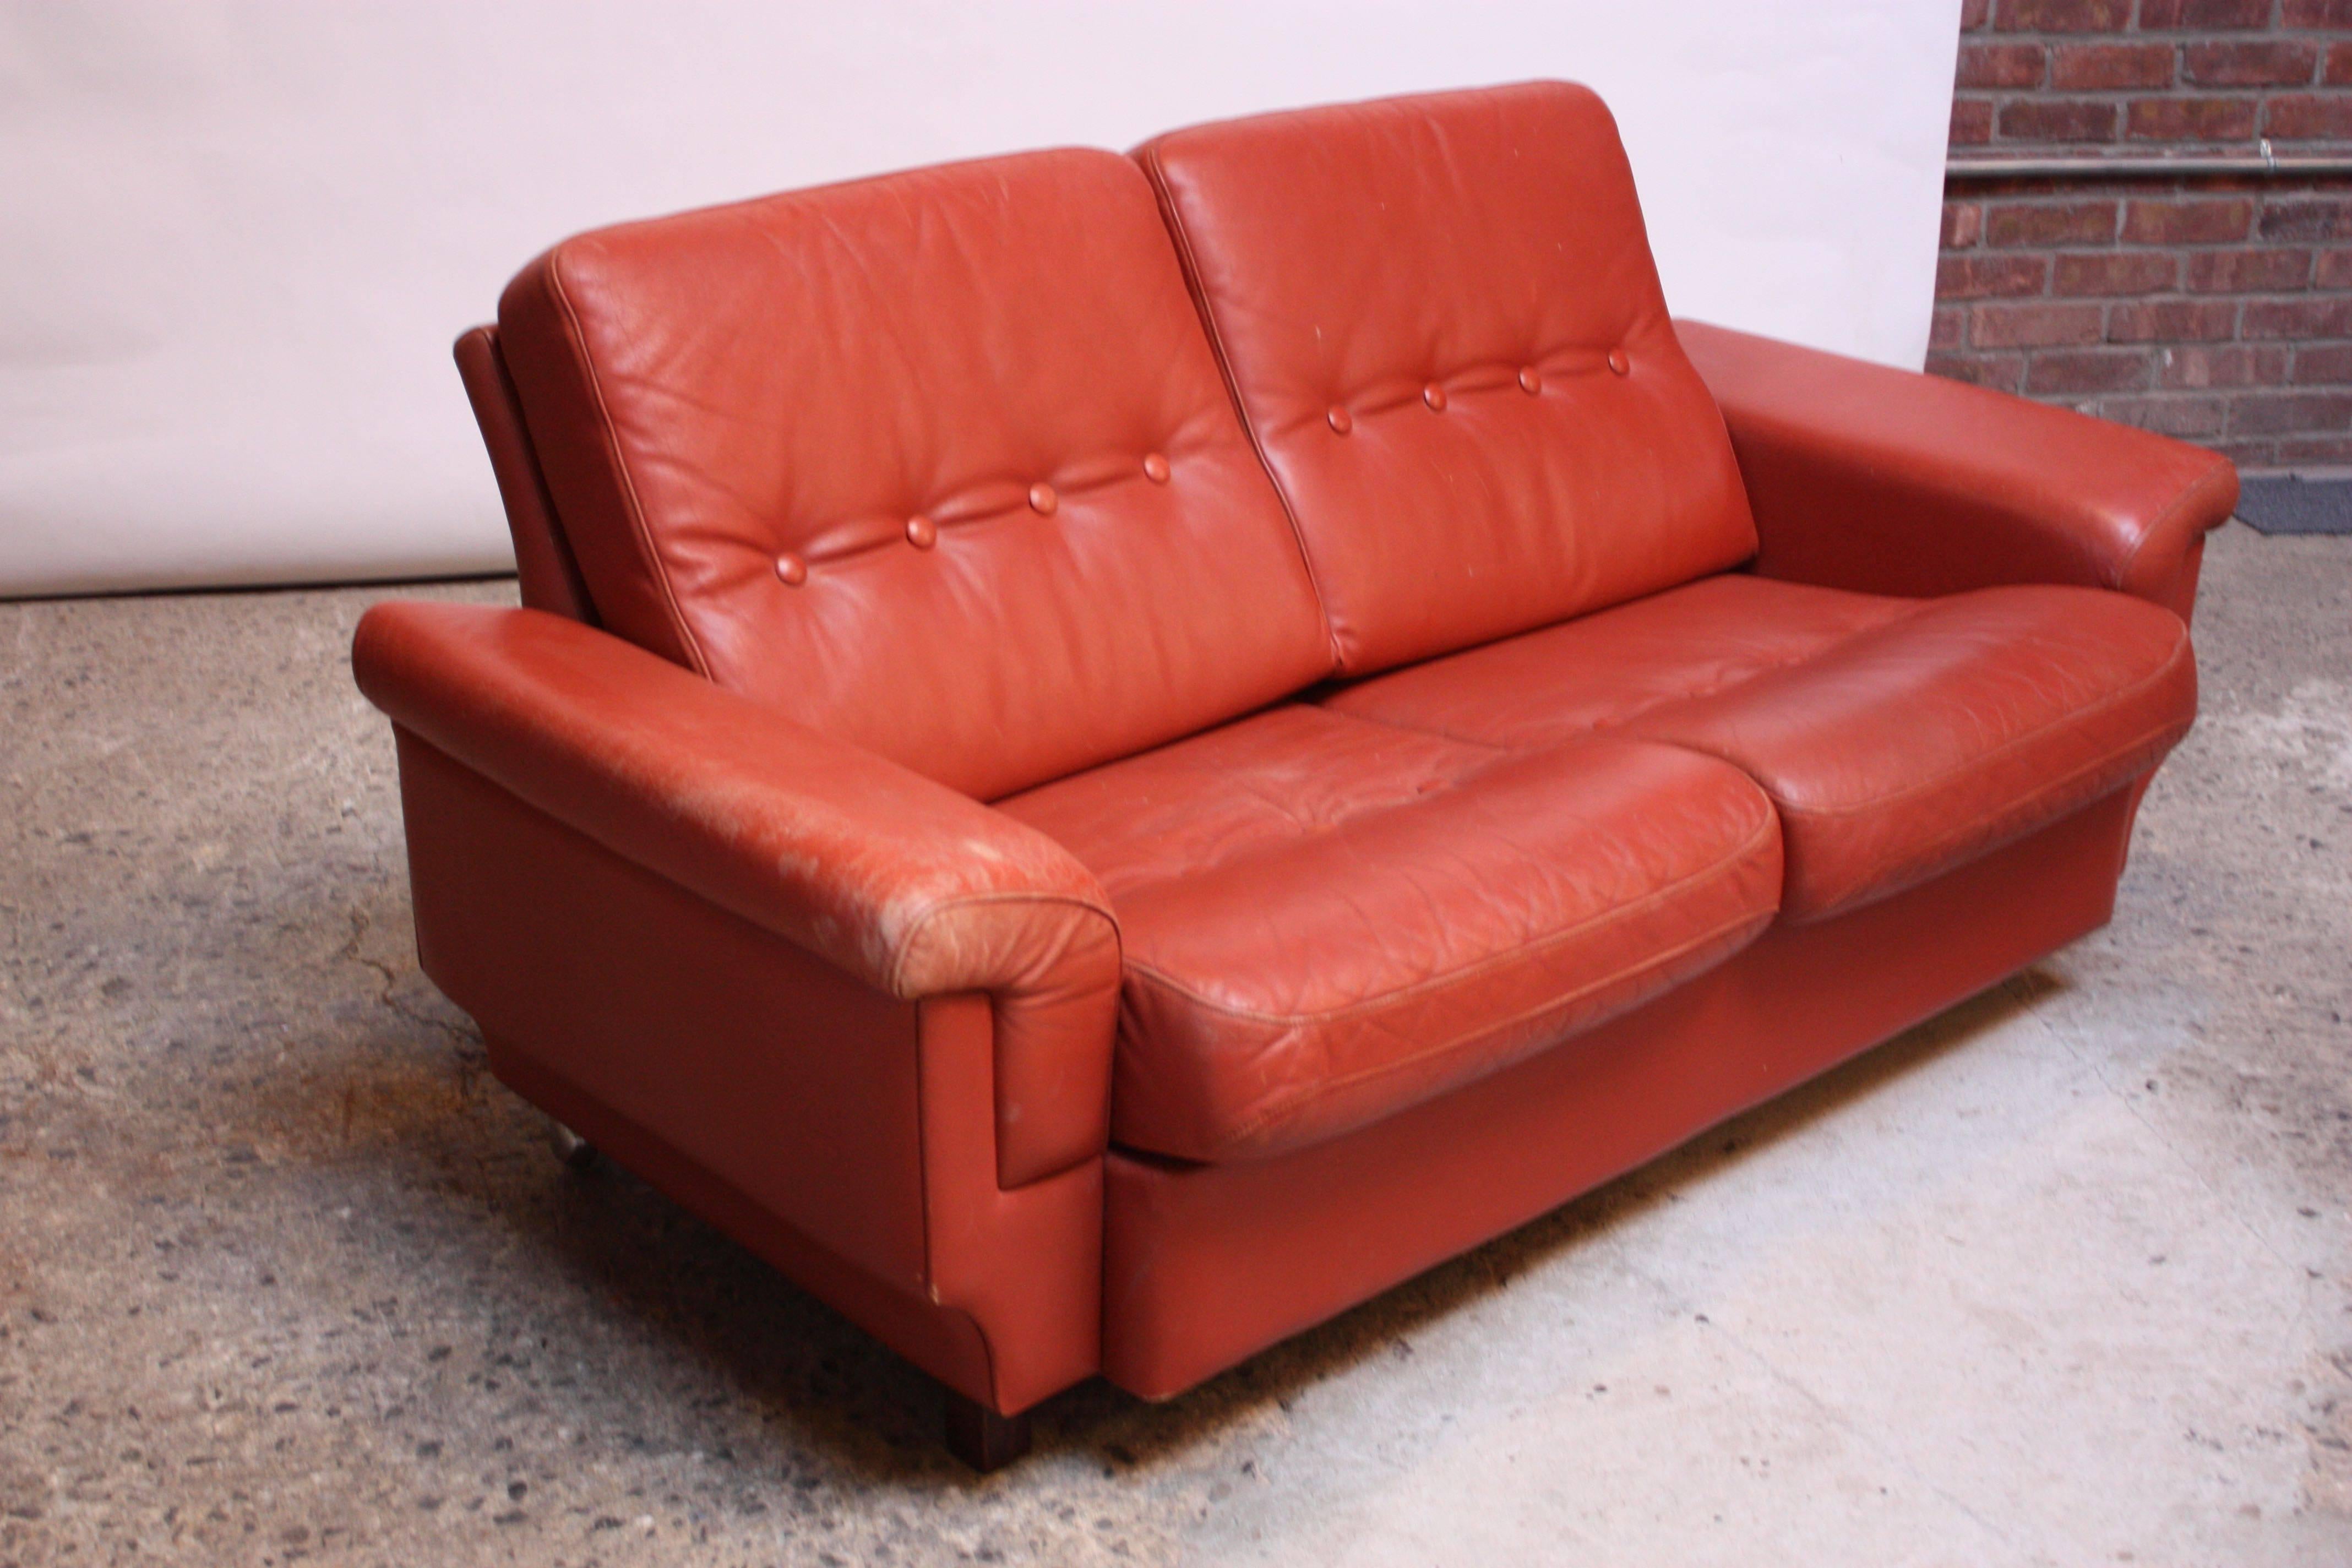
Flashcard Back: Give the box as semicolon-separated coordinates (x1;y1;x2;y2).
547;1119;598;1170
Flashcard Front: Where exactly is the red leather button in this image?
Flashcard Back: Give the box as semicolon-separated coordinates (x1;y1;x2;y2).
1608;349;1630;375
1327;405;1353;434
1143;452;1171;484
904;514;937;550
1518;366;1542;394
773;552;807;585
1422;382;1448;411
1028;482;1059;515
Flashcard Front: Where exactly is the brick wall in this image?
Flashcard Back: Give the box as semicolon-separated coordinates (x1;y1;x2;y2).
1937;0;2352;467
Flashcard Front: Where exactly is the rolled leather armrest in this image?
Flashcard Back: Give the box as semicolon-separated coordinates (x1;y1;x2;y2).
1675;319;2239;622
353;601;1121;1184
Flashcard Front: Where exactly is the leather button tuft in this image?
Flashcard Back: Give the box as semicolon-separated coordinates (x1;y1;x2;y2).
1518;366;1542;394
904;514;937;550
1327;405;1353;434
774;553;807;586
1143;452;1171;484
1028;482;1059;516
1422;382;1448;411
1608;349;1630;376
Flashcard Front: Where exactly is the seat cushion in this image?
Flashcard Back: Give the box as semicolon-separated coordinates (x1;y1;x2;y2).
496;148;1330;801
1137;80;1756;675
996;706;1782;1162
1326;574;2197;921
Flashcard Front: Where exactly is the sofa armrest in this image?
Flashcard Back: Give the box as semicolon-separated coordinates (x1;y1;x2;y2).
1675;319;2239;622
353;600;1120;1185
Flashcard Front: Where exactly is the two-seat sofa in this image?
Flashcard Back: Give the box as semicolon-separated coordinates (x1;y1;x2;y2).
354;81;2237;1469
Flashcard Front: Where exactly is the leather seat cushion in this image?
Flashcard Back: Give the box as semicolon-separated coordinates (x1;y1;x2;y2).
1325;574;2197;921
997;705;1782;1162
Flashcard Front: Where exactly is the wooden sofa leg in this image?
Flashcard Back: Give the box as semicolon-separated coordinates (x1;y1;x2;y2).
942;1387;1032;1473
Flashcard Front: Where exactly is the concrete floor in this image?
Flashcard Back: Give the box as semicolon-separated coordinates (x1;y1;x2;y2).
2;522;2348;1566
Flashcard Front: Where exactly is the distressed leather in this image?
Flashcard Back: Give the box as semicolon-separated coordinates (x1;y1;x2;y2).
1328;574;2197;919
1139;80;1757;674
1676;319;2237;623
496;148;1329;800
999;705;1782;1160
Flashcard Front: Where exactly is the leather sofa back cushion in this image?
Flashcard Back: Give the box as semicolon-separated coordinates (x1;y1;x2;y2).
1140;80;1758;675
497;148;1330;800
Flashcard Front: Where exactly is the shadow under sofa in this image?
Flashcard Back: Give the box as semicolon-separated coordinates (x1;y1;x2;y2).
353;81;2236;1469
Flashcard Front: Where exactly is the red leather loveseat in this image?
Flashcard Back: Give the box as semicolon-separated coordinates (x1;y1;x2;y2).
354;83;2236;1469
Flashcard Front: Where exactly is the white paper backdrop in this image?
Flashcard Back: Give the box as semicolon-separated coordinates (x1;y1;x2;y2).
0;2;1962;596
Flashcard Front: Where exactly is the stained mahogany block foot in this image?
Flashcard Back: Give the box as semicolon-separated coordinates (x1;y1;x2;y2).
942;1387;1032;1473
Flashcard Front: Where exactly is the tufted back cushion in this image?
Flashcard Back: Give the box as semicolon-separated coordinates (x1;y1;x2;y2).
1139;81;1758;676
496;149;1331;800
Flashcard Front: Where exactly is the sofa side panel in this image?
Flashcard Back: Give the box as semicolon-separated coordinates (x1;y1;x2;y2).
1102;787;2136;1400
394;731;1102;1411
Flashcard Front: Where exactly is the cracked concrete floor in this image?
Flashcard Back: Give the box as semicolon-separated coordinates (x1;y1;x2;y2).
2;521;2349;1566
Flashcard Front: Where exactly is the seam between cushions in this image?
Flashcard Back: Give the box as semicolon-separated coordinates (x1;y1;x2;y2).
1213;902;1774;1152
542;251;714;679
1137;142;1343;671
1118;804;1778;1026
1746;627;2192;821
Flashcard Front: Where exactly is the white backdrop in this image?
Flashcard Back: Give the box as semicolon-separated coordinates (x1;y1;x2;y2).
0;2;1961;596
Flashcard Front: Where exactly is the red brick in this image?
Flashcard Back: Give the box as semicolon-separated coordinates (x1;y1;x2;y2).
2126;96;2260;140
2050;43;2176;91
2159;344;2289;389
2326;42;2352;86
1937;254;2052;297
2121;198;2254;243
2186;248;2313;292
2272;434;2352;462
2000;98;2122;140
1959;42;2046;88
1963;0;1992;26
1928;352;2027;392
1931;308;1966;350
1952;99;1995;145
1942;202;1985;249
2107;300;2240;341
2283;0;2352;23
2317;249;2352;288
2028;350;2154;394
2260;199;2352;242
2212;439;2279;468
2181;41;2320;88
2243;297;2352;337
2265;96;2352;140
2138;0;2273;25
2293;344;2352;384
1972;301;2106;346
2230;391;2352;435
1996;0;2130;29
2055;251;2180;294
1988;199;2120;246
2094;395;2229;437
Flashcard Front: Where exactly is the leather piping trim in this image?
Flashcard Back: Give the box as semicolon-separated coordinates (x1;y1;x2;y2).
1207;902;1775;1153
540;249;714;678
1729;627;2192;821
1119;803;1778;1026
888;891;1122;998
1136;142;1343;669
1780;716;2187;922
2113;458;2236;595
907;996;1003;1408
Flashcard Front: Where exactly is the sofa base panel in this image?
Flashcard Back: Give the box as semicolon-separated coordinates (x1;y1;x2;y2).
1101;787;2136;1399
